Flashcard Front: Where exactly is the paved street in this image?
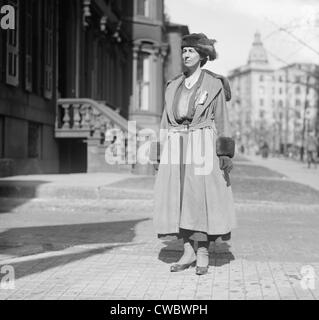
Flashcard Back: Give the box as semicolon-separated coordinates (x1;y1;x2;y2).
0;155;319;300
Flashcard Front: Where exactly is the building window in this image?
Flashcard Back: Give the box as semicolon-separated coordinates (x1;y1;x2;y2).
137;52;151;111
278;100;283;108
259;75;264;82
295;76;301;83
43;0;54;99
279;87;283;95
259;86;264;95
137;0;150;17
259;110;265;118
28;122;42;159
295;110;301;119
6;0;20;86
24;0;33;92
278;76;283;82
0;116;4;158
295;99;301;107
295;86;301;95
260;99;264;107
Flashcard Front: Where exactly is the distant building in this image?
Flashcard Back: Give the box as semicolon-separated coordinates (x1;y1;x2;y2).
164;22;189;81
0;0;189;177
228;31;318;155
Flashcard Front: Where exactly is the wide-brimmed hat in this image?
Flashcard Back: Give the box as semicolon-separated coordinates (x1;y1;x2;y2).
181;33;217;61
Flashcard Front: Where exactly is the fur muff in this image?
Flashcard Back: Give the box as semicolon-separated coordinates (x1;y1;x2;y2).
216;137;235;158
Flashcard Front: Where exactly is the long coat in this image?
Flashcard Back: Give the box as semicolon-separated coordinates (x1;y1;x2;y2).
153;69;236;236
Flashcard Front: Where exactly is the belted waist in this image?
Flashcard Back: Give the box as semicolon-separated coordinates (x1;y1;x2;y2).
168;120;216;133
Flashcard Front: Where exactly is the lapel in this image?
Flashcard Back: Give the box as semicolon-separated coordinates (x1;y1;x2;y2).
165;74;185;125
192;72;223;120
164;71;223;126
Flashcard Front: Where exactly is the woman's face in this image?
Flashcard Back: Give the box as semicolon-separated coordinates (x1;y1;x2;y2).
182;47;201;69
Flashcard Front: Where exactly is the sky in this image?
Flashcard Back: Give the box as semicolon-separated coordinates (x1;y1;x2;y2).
165;0;319;75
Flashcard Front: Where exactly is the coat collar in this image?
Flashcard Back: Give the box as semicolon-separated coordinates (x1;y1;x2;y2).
165;70;223;126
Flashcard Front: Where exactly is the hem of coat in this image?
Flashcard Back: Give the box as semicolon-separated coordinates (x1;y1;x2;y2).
157;230;232;242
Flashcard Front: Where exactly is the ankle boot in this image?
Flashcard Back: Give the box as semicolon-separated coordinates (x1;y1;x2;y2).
196;242;209;275
170;241;196;272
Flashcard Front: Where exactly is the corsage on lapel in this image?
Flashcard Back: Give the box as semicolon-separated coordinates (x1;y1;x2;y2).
196;90;208;105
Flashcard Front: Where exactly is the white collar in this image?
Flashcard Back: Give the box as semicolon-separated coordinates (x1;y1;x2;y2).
185;68;202;89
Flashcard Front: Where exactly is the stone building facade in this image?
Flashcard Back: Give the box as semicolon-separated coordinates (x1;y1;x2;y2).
228;31;318;156
0;0;189;177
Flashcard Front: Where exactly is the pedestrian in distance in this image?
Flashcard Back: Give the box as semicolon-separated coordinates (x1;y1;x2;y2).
261;141;269;159
306;132;318;169
150;33;237;276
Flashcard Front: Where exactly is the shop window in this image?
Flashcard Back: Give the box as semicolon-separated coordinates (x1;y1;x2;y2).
137;52;151;111
28;121;42;159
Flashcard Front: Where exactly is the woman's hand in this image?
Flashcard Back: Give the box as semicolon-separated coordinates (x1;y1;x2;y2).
219;156;233;173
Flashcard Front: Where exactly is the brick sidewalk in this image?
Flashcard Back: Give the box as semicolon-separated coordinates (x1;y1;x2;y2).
0;159;319;300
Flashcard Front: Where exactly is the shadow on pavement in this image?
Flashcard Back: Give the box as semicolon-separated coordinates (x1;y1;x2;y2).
158;239;235;267
0;219;148;280
0;180;49;213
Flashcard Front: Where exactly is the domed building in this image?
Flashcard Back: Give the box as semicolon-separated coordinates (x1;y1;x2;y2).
228;31;274;154
228;31;318;156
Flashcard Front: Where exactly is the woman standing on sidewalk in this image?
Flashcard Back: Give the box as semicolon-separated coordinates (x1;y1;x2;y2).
151;33;236;275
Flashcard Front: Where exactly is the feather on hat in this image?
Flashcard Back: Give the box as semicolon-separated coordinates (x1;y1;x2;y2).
181;33;217;61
